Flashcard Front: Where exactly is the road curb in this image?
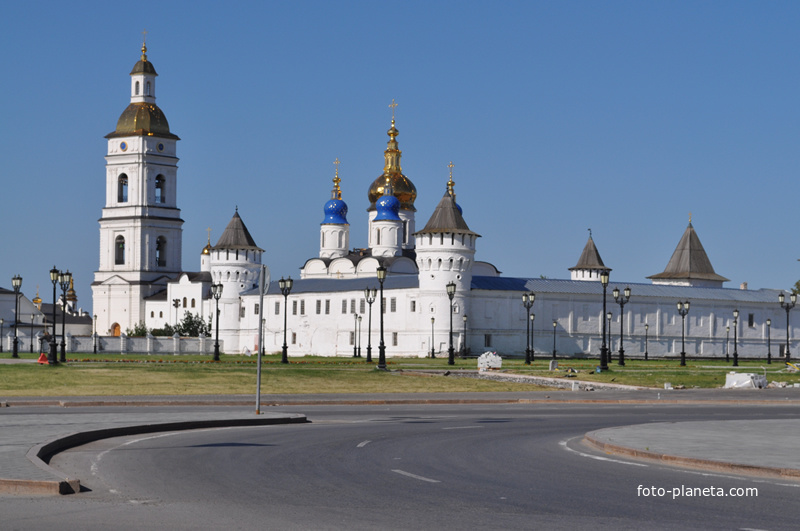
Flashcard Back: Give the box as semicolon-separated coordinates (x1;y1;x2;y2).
583;431;800;480
0;414;307;496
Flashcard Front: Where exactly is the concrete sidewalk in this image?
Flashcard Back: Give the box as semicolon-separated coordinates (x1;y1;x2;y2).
2;389;800;495
585;419;800;480
0;408;307;495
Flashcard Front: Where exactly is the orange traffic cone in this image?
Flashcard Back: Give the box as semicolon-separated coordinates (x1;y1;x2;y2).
37;352;49;365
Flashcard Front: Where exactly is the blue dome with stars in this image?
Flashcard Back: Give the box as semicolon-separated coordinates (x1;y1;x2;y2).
322;198;348;225
374;193;401;221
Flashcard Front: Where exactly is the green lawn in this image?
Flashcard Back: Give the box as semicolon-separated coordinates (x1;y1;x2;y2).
1;352;797;396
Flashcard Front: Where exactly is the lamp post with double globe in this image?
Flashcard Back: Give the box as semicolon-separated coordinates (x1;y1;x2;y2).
11;275;21;359
552;320;557;359
279;277;293;364
446;281;457;366
0;318;4;353
29;314;34;353
599;271;610;371
644;323;649;361
58;271;71;363
613;286;631;366
364;288;376;363
376;266;387;370
49;267;59;365
522;292;535;364
211;283;223;361
779;292;797;364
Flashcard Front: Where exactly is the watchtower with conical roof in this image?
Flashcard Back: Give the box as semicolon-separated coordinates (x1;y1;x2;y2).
569;231;611;281
647;221;729;288
93;40;184;335
414;169;479;329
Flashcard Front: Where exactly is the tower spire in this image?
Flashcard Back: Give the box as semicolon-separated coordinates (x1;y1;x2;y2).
141;29;148;61
332;158;342;200
447;161;455;196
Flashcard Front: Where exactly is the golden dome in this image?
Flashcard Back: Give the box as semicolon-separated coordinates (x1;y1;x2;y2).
66;277;77;303
367;119;417;211
106;102;178;139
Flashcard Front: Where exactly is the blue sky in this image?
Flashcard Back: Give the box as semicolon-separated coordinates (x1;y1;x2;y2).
3;1;800;311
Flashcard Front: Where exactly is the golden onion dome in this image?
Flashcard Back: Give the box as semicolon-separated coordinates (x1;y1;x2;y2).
202;242;212;255
367;119;417;211
368;174;417;211
105;102;179;139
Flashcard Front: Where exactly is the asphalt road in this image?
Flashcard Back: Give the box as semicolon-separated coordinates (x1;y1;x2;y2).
6;403;800;530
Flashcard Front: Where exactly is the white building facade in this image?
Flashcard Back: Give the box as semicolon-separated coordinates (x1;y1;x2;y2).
92;46;800;361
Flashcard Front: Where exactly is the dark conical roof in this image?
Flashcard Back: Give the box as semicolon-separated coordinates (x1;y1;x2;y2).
212;210;264;251
414;191;479;236
569;236;611;272
647;223;728;283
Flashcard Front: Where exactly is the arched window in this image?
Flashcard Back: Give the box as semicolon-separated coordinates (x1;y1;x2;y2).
155;175;165;203
182;297;187;308
135;81;140;95
191;299;196;308
150;311;154;318
159;311;163;318
156;236;167;267
118;174;128;202
145;81;151;95
376;229;381;246
115;235;125;265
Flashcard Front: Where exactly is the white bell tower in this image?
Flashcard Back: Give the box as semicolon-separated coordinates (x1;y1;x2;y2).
92;40;183;336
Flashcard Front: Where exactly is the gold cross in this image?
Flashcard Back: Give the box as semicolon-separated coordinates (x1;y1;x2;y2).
689;212;692;224
206;227;212;244
142;29;148;44
389;99;398;121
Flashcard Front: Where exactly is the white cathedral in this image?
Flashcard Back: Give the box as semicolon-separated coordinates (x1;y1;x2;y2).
92;44;796;360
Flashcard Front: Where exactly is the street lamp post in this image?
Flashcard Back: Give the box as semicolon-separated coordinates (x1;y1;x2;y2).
211;283;223;361
11;275;21;359
612;287;631;366
0;318;4;353
778;292;797;364
606;312;612;359
376;266;387;370
364;288;376;363
446;281;456;366
279;277;293;364
430;317;436;358
677;301;690;366
29;314;34;353
766;318;772;365
93;314;97;354
530;313;535;361
353;313;359;358
461;314;468;359
552;320;557;359
58;271;71;363
522;292;535;364
49;266;59;365
725;326;730;362
357;315;362;358
644;323;649;361
172;298;180;327
732;309;740;367
599;271;610;371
